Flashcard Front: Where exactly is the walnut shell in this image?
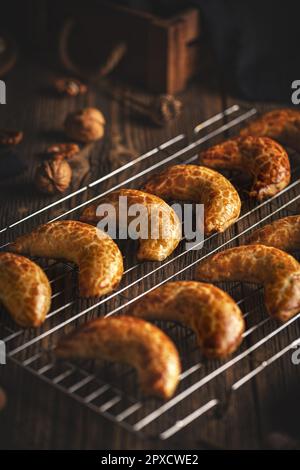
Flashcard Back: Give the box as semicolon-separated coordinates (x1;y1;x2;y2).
35;158;72;195
64;107;105;143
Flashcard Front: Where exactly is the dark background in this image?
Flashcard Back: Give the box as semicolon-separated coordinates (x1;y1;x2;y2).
1;0;300;101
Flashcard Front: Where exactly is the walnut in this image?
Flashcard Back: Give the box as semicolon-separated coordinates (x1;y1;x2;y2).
0;129;23;146
35;157;72;194
54;77;87;96
64;107;105;143
150;95;182;126
47;142;80;160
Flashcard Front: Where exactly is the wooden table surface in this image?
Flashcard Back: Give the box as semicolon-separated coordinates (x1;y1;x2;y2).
1;59;300;450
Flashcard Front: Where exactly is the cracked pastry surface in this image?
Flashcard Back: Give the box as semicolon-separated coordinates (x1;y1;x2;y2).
80;189;182;261
56;315;181;399
0;252;51;327
131;281;245;358
247;215;300;252
196;245;300;322
240;109;300;151
143;164;241;235
200;136;290;200
10;221;124;298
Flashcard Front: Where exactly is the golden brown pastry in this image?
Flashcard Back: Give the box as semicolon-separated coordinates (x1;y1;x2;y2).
56;315;181;399
0;252;51;327
196;245;300;322
80;189;181;261
10;221;124;298
200;136;290;200
131;281;245;358
247;215;300;252
240;109;300;151
143;164;241;235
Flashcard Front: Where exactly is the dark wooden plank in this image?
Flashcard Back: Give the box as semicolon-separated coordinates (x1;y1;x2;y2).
0;60;226;450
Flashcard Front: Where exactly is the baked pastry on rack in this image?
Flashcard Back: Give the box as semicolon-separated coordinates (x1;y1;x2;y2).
143;164;241;235
0;252;51;327
56;315;181;399
200;136;290;200
80;189;182;261
247;215;300;252
10;220;124;298
196;245;300;322
131;281;245;358
240;109;300;152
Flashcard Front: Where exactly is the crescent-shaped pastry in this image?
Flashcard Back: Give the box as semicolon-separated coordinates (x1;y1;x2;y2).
56;315;181;399
131;281;245;358
10;221;124;298
247;215;300;252
143;164;241;235
240;109;300;151
80;189;181;261
0;252;51;327
200;136;290;200
196;245;300;322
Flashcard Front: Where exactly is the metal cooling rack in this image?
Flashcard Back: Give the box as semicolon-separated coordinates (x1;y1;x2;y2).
1;104;300;446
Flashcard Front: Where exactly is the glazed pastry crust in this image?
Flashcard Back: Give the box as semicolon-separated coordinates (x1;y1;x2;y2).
247;215;300;251
10;221;124;298
200;136;290;200
80;189;181;261
143;164;241;235
0;252;51;327
240;109;300;152
196;245;300;322
131;281;245;358
56;315;181;399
